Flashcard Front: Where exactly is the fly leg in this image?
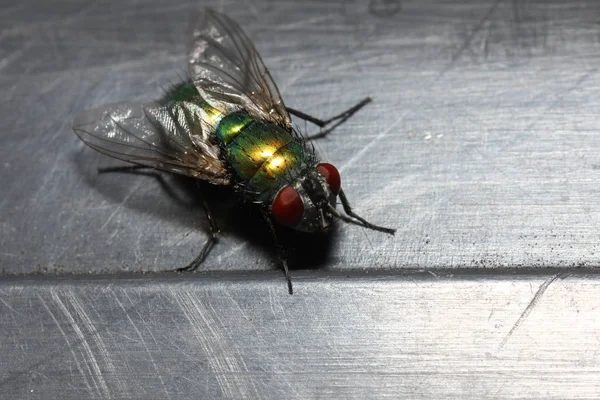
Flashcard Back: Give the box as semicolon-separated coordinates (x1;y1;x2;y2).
336;188;396;235
98;165;149;173
176;197;219;272
287;97;372;128
286;97;372;140
98;165;192;206
98;165;220;270
264;215;294;295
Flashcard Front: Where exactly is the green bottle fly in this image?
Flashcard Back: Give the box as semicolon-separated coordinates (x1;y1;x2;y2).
72;9;394;295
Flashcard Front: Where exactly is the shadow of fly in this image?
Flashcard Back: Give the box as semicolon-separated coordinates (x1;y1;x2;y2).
73;9;395;294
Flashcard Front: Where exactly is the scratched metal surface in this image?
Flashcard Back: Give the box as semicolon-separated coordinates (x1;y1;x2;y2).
1;271;599;399
2;0;600;398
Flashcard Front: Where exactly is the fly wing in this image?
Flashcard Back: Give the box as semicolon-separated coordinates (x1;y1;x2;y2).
73;102;230;185
188;9;292;129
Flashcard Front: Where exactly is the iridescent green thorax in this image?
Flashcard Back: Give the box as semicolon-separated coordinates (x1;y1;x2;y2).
217;112;307;195
216;113;254;145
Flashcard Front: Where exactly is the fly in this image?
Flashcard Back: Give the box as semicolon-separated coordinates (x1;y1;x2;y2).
72;9;395;294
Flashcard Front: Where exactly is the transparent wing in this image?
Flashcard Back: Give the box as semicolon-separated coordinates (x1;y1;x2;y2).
188;8;292;129
72;102;230;185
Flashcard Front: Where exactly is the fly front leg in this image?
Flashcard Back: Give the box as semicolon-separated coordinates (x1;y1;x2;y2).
286;97;372;140
337;188;396;235
264;215;294;295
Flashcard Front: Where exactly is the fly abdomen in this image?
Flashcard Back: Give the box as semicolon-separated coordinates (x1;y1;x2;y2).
217;112;306;193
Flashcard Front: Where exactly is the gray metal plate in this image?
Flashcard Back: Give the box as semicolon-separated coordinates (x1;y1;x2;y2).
1;0;600;398
0;271;597;399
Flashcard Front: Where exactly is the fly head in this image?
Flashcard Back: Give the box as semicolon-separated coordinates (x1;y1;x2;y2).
270;163;341;232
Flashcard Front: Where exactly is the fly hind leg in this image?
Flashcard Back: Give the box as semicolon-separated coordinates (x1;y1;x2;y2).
286;97;372;140
98;165;192;206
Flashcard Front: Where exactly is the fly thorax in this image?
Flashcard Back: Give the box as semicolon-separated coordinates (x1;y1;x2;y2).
218;114;309;197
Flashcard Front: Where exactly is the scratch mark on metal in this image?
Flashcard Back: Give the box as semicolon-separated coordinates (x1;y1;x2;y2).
338;110;408;173
99;179;145;232
279;68;310;96
275;15;333;32
426;270;439;278
226;292;261;338
217;241;247;262
174;290;255;399
52;291;111;398
498;273;566;350
525;68;597;133
0;295;21;315
242;0;260;19
0;46;26;72
433;0;501;84
268;287;277;318
114;290;171;400
36;292;95;396
67;293;118;385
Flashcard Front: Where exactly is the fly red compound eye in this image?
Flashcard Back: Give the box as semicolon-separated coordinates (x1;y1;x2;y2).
272;186;304;226
317;163;341;194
